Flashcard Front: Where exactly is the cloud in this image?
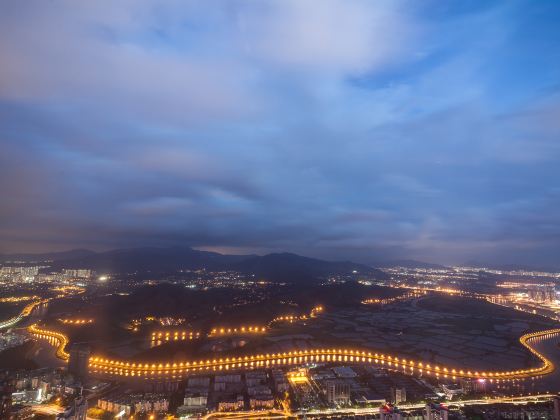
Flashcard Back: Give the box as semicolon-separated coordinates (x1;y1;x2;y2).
1;1;560;268
236;0;412;74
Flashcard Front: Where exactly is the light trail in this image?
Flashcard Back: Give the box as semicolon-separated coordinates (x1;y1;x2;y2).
0;299;47;329
87;328;560;381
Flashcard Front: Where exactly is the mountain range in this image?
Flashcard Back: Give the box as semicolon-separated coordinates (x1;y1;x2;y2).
0;246;387;282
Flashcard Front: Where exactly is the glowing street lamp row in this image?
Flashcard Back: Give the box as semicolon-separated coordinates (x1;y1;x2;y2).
27;323;70;361
150;325;267;341
59;318;94;325
362;291;426;305
25;301;559;383
151;330;201;342
269;305;324;325
209;326;267;336
88;328;560;381
150;306;325;346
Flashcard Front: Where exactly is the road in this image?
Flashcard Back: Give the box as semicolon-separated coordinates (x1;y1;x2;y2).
86;328;560;381
0;299;47;329
31;403;64;416
199;394;558;419
27;318;558;383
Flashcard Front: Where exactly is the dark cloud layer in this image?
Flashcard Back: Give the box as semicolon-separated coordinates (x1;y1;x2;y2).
1;1;560;267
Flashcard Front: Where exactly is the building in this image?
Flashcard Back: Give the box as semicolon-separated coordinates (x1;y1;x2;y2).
249;396;275;410
56;396;87;420
68;344;90;380
271;370;289;394
460;378;487;394
425;403;449;420
325;380;350;405
215;374;242;383
441;384;463;400
217;395;244;411
0;266;39;281
184;391;208;408
73;396;87;420
247;385;271;396
9;404;34;419
527;286;556;303
354;391;386;406
97;398;132;417
62;269;93;279
391;387;406;404
183;376;209;410
332;366;357;378
245;371;267;387
187;377;210;388
379;404;403;420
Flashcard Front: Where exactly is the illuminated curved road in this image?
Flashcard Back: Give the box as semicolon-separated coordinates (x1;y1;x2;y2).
0;299;47;329
27;323;70;361
87;328;560;381
28;321;559;382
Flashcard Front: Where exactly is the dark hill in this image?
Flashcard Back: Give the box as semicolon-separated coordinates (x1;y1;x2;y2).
231;252;385;281
48;246;248;273
37;246;387;283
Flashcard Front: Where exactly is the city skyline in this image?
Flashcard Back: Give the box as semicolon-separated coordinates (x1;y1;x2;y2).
1;1;560;268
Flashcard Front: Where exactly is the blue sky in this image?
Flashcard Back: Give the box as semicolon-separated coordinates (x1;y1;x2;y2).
1;1;559;267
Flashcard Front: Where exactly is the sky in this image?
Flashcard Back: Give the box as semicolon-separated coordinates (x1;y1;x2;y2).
1;1;559;267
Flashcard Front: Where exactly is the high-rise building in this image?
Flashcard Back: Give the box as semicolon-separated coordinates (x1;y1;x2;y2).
528;286;556;303
391;387;406;404
68;344;91;380
325;380;350;405
460;378;487;394
62;269;93;279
